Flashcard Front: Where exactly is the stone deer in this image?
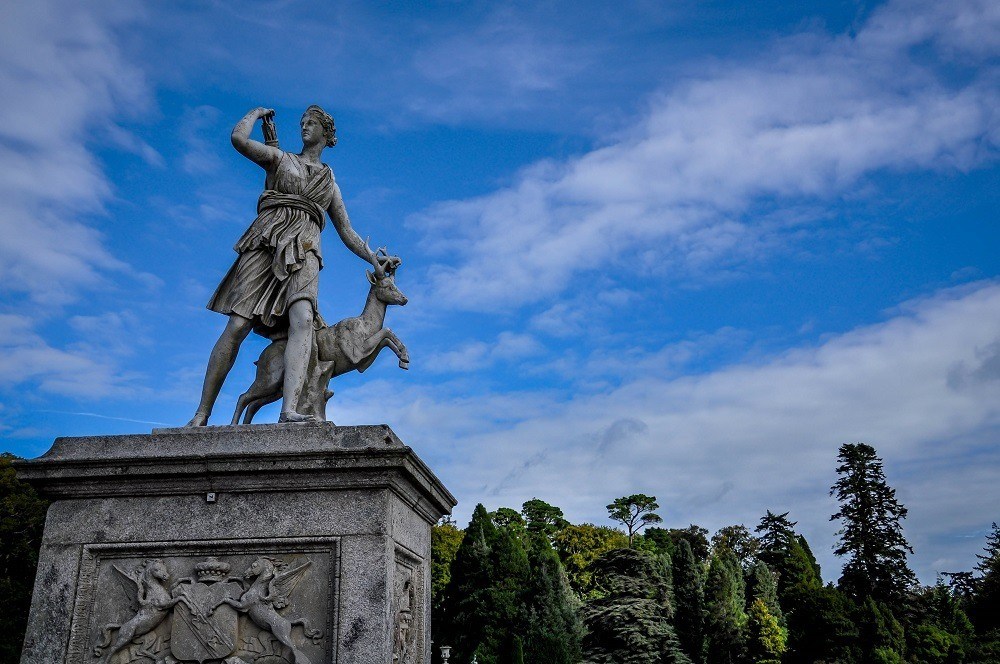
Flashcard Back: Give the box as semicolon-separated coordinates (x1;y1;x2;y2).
232;251;408;424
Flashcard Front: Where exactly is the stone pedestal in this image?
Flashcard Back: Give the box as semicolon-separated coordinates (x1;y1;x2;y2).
15;423;455;664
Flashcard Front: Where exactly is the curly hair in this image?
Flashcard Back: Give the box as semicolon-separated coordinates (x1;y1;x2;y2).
304;104;337;147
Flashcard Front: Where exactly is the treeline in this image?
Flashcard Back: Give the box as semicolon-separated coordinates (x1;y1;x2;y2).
432;443;1000;663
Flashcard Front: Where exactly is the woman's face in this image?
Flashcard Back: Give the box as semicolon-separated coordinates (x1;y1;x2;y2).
300;113;326;147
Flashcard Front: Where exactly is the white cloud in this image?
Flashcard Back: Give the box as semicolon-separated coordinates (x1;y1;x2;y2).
0;2;151;304
334;280;1000;583
427;331;545;373
409;0;999;311
0;314;130;398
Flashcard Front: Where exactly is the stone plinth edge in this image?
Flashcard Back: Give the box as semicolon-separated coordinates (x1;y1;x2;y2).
15;422;456;524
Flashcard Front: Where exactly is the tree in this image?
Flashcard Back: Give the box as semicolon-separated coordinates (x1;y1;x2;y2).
581;548;692;663
830;442;916;605
521;498;569;542
440;504;530;664
553;523;629;598
703;550;747;664
672;538;706;663
646;525;711;562
971;522;1000;633
431;521;465;647
745;598;787;664
522;535;583;664
710;524;759;571
0;453;48;664
755;511;797;570
606;494;663;547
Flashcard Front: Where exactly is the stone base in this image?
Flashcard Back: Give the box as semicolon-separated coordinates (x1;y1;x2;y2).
15;423;455;664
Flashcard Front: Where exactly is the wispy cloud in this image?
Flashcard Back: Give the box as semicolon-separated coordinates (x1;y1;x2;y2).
408;0;999;311
333;280;1000;582
0;2;151;304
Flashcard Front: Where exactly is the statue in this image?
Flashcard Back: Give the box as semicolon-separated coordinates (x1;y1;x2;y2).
230;251;409;425
186;105;401;426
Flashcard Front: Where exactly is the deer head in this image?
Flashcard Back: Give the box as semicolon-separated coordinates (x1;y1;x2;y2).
366;246;407;306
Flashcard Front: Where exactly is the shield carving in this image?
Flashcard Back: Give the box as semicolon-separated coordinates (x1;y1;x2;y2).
170;579;242;662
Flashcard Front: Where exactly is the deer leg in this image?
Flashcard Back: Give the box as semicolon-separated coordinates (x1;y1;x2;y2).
243;392;280;424
380;328;409;368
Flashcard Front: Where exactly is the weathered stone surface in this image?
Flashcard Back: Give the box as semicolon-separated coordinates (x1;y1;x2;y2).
16;422;455;664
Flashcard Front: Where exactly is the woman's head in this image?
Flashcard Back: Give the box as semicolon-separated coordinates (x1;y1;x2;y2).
301;105;337;148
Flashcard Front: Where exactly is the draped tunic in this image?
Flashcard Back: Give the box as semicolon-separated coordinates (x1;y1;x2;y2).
207;152;334;335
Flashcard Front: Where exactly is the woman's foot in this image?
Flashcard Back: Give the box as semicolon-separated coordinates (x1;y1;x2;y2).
185;412;209;427
279;411;317;423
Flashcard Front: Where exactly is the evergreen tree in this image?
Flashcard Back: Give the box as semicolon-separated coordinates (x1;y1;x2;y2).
745;561;782;625
745;598;787;664
855;597;905;663
581;548;691;664
0;453;48;664
553;523;629;598
755;511;797;569
521;498;569;542
441;504;530;664
972;522;1000;633
522;534;583;664
905;581;974;664
606;494;663;547
781;584;858;664
704;550;747;664
672;539;706;664
431;521;465;656
830;442;916;605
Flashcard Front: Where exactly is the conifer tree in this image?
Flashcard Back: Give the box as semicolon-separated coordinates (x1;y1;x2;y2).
521;498;569;541
441;504;531;664
581;548;692;663
830;442;916;605
606;494;663;547
972;521;1000;633
672;538;706;664
704;550;747;664
523;534;583;664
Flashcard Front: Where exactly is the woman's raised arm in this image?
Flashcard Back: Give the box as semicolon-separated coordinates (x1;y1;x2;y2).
231;107;281;171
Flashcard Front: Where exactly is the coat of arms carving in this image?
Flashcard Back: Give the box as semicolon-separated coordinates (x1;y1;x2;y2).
87;553;326;664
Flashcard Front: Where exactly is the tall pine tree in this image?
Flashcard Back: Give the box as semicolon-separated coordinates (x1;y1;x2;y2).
830;442;916;605
672;538;706;664
704;550;747;664
522;534;583;664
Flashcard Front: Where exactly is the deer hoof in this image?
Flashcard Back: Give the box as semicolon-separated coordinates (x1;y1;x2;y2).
399;359;409;370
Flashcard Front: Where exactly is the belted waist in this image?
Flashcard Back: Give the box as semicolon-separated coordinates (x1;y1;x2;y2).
257;190;326;230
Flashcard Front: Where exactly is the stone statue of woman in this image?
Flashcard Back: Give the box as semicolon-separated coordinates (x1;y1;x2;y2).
186;105;392;426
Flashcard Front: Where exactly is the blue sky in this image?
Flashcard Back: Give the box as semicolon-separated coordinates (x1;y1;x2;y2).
1;0;998;584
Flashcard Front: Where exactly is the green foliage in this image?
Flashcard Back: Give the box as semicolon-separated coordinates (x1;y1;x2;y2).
904;581;974;663
746;561;782;624
856;597;905;663
492;507;526;533
441;504;531;664
831;443;916;605
581;548;691;664
0;453;48;664
710;524;759;571
782;584;858;664
606;494;663;547
704;550;747;664
432;522;464;610
521;498;569;541
672;538;706;664
971;522;1000;633
554;523;629;598
746;598;787;663
522;535;583;664
644;525;710;562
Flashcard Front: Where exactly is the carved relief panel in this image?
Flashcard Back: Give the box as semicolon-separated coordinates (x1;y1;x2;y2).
391;547;424;664
67;537;339;664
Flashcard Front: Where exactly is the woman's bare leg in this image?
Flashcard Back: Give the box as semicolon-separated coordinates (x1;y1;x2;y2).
279;300;315;422
187;314;254;426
